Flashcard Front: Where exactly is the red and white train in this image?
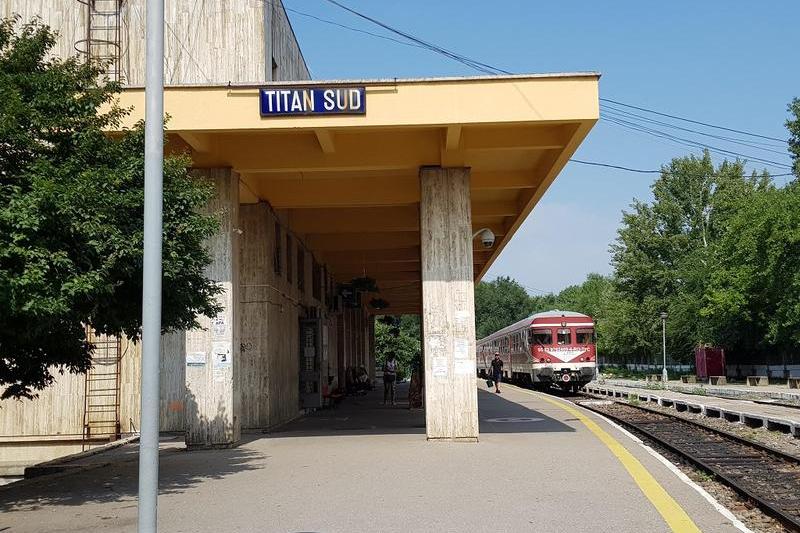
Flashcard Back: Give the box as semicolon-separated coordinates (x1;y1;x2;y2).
477;310;596;392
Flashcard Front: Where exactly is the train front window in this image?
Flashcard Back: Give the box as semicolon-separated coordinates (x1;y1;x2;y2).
576;328;594;344
557;328;571;345
528;329;552;345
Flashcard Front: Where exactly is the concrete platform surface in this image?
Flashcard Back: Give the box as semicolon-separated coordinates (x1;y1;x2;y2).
0;384;741;533
604;377;800;403
587;382;800;438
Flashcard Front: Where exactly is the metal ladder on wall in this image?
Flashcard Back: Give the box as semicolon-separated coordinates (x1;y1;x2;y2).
75;0;124;82
82;328;122;450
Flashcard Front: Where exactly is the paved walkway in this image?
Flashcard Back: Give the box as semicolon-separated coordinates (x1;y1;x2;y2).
587;382;800;437
605;378;800;403
0;383;742;532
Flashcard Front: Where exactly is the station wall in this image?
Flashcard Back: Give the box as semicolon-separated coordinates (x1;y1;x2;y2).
2;0;310;84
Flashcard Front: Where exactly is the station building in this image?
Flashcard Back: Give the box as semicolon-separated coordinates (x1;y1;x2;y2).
0;0;598;471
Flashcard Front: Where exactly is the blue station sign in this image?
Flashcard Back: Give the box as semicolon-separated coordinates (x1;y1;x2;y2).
260;86;366;116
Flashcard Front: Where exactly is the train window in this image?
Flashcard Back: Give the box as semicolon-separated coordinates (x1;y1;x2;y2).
576;328;594;344
528;329;552;345
557;328;572;345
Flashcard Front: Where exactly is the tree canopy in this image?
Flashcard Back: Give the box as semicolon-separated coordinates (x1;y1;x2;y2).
0;17;221;399
473;94;800;368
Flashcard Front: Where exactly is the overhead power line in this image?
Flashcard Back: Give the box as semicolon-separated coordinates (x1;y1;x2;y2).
600;98;788;144
287;1;794;175
568;159;794;177
322;0;512;75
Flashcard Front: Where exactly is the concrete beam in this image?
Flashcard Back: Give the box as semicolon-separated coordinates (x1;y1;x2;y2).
306;231;420;251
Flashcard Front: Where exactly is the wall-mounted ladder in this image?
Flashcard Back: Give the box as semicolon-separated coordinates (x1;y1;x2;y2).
82;328;122;450
75;0;124;82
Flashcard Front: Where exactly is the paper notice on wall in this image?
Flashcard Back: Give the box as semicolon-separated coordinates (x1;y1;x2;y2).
454;310;470;328
454;338;470;359
186;352;206;367
432;356;448;378
212;343;231;370
454;359;473;375
426;334;445;351
212;315;226;338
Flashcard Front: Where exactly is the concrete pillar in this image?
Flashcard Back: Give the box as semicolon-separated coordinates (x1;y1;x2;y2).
368;315;376;381
185;169;241;448
419;167;478;441
238;203;271;429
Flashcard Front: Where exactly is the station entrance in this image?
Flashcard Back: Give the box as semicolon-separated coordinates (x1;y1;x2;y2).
118;73;599;446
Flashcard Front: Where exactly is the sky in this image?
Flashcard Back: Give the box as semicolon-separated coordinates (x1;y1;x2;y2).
283;1;800;294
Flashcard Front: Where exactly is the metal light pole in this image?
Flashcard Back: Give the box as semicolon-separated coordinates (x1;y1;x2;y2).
660;312;668;385
138;0;164;531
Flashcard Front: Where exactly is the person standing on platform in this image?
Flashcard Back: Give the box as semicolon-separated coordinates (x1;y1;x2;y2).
491;351;504;394
383;353;398;405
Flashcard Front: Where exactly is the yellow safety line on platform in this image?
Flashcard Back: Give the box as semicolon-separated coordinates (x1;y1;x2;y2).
516;387;701;533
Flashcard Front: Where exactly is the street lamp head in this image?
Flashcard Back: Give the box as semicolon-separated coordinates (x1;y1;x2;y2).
660;312;668;320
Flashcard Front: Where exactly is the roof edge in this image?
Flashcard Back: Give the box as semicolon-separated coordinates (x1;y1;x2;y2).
121;72;601;90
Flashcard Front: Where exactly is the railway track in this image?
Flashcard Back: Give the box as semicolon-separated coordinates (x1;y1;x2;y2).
573;397;800;531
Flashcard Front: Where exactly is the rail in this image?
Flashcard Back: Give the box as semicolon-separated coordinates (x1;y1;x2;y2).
576;398;800;531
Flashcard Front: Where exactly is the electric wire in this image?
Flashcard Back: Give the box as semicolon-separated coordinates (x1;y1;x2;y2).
601;114;791;169
600;97;788;144
300;0;794;173
601;105;789;154
569;159;794;177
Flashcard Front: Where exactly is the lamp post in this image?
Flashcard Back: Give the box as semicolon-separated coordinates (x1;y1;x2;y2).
660;312;668;385
139;0;164;531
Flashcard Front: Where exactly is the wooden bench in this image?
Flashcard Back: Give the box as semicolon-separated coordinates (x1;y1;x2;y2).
645;374;662;382
681;375;697;384
746;375;769;387
788;377;800;389
709;376;727;385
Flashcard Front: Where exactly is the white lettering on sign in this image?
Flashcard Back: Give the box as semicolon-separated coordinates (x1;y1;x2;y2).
261;87;365;115
542;347;588;362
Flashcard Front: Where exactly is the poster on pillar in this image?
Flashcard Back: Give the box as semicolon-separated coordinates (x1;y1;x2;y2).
211;342;233;381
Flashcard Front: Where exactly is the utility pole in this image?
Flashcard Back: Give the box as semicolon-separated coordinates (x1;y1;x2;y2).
139;0;164;531
660;312;668;386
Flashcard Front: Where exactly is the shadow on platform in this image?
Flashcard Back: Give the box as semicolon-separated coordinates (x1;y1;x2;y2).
268;382;574;438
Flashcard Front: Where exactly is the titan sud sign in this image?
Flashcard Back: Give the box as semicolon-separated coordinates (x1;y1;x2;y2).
260;86;366;116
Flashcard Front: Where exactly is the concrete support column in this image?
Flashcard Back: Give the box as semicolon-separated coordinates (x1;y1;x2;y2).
420;167;478;441
368;315;376;381
238;203;271;429
185;169;241;448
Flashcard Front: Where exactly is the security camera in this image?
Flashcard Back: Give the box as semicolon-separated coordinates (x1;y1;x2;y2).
475;228;495;249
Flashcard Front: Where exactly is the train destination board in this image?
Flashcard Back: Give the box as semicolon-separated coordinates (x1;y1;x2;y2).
260;86;366;116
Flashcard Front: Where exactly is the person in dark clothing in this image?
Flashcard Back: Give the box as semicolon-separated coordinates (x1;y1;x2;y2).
490;352;503;393
383;353;398;405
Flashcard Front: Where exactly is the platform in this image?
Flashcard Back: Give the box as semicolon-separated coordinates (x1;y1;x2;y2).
587;382;800;438
604;377;800;403
0;383;742;532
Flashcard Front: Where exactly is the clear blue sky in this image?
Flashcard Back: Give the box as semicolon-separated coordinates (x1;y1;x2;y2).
285;1;799;294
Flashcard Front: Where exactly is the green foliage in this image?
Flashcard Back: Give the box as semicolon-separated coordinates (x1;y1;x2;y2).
374;315;420;379
0;17;221;398
474;276;533;338
788;98;800;180
608;151;771;363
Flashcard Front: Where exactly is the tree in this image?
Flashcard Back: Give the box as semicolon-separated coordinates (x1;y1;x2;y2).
374;315;420;378
474;276;534;338
788;98;800;180
609;151;769;363
0;17;221;399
